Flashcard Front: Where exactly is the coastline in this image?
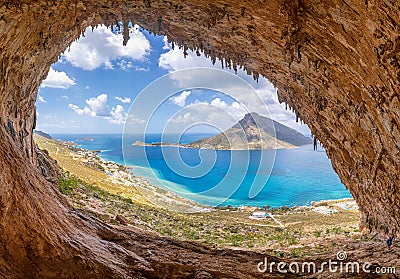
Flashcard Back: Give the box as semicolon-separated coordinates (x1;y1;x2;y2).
133;140;298;151
84;145;354;210
39;134;354;211
34;133;361;253
35;134;211;213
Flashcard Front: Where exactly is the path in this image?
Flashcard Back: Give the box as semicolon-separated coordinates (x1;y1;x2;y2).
269;213;285;228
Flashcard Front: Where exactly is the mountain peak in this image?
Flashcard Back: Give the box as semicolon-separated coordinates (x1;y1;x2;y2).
189;113;312;150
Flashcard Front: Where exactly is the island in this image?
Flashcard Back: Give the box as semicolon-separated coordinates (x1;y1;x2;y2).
78;137;94;141
133;113;312;150
133;141;187;148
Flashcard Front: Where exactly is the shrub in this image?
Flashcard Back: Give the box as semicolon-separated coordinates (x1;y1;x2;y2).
317;202;328;206
58;176;78;194
280;206;290;211
122;197;134;204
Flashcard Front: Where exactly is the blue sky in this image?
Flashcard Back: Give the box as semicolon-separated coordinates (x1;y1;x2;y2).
36;23;310;135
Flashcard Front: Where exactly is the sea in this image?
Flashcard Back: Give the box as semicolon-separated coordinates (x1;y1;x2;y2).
53;133;352;208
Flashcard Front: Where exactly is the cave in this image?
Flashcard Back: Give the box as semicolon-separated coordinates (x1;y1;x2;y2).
0;0;399;277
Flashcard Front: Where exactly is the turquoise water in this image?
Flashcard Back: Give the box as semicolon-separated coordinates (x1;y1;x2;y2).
53;133;352;208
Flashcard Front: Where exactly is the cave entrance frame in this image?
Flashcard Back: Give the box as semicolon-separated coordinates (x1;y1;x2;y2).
1;0;399;276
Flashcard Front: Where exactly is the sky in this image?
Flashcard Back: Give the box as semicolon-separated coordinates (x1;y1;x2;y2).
36;23;311;135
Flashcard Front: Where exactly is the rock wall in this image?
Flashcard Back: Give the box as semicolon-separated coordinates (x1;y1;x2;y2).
0;0;399;277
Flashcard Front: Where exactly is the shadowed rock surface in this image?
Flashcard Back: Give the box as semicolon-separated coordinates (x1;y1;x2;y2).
0;0;399;277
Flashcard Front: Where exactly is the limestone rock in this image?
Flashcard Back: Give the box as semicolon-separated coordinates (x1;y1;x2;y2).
0;0;399;277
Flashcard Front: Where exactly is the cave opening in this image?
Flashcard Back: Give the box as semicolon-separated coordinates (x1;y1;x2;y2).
34;21;357;254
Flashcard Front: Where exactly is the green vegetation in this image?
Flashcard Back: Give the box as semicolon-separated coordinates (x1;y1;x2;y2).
58;175;78;194
271;206;290;214
317;202;329;206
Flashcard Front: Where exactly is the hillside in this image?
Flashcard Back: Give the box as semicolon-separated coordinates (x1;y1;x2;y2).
33;130;53;140
188;113;312;150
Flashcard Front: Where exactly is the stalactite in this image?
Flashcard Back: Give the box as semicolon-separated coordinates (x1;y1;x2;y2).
252;72;259;82
211;55;216;65
122;21;129;46
227;59;231;69
157;16;162;31
314;136;318;151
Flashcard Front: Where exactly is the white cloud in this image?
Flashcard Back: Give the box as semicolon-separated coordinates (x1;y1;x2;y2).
105;105;127;124
158;38;255;94
167;102;239;132
104;61;114;70
117;59;133;71
69;94;131;124
85;86;90;90
169;112;195;124
127;115;146;124
132;66;149;72
61;95;69;99
117;59;150;72
68;104;91;116
189;97;247;119
85;93;109;116
68;93;108;117
38;94;47;103
159;38;215;71
63;24;151;70
39;123;66;128
209;98;247;118
185;98;246;130
41;67;76;89
166;92;308;133
115;96;131;103
170;90;191;107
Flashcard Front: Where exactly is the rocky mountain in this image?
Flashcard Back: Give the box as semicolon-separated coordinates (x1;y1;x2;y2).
188;113;312;150
33;130;53;140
